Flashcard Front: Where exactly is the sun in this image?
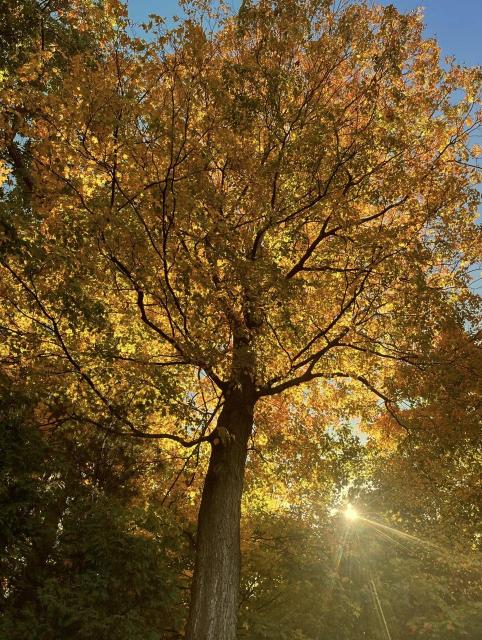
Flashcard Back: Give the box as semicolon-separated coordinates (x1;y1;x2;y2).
344;504;359;521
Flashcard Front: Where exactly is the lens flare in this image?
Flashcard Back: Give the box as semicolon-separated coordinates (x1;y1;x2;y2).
345;504;358;521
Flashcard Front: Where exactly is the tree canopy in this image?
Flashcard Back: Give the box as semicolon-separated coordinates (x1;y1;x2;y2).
1;1;480;639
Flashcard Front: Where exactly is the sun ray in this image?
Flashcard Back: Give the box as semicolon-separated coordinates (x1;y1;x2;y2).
370;577;393;640
334;526;350;571
356;514;481;568
367;523;413;553
326;526;351;599
358;516;434;548
354;530;388;640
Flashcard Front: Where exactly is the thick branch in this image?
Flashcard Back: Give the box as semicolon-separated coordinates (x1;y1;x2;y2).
285;196;408;279
107;254;227;390
5;137;34;193
1;260;224;441
71;414;215;446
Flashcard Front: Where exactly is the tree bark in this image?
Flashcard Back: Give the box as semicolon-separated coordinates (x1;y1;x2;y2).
185;383;256;640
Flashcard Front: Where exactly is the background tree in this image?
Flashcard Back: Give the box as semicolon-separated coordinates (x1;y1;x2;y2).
369;321;481;546
237;336;482;640
0;372;194;640
1;1;480;638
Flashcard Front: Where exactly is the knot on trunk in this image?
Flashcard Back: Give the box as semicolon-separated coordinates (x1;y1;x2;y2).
211;425;235;447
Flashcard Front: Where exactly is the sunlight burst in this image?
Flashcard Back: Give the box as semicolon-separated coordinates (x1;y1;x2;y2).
344;504;359;521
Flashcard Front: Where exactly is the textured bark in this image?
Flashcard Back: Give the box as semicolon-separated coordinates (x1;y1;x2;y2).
185;383;255;640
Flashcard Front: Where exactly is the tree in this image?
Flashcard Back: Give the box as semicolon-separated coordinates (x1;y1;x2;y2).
237;422;370;640
1;1;480;637
367;320;482;551
238;507;482;640
0;372;192;640
0;1;93;68
237;338;482;640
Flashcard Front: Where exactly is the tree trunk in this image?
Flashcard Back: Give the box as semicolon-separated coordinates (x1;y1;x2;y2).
185;383;255;640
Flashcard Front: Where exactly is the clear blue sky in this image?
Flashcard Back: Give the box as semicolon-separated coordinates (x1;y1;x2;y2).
127;1;481;67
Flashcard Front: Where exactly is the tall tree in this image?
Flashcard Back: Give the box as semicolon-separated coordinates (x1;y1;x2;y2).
1;1;480;637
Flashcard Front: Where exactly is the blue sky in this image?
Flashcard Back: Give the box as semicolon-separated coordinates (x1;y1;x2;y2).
127;1;481;67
